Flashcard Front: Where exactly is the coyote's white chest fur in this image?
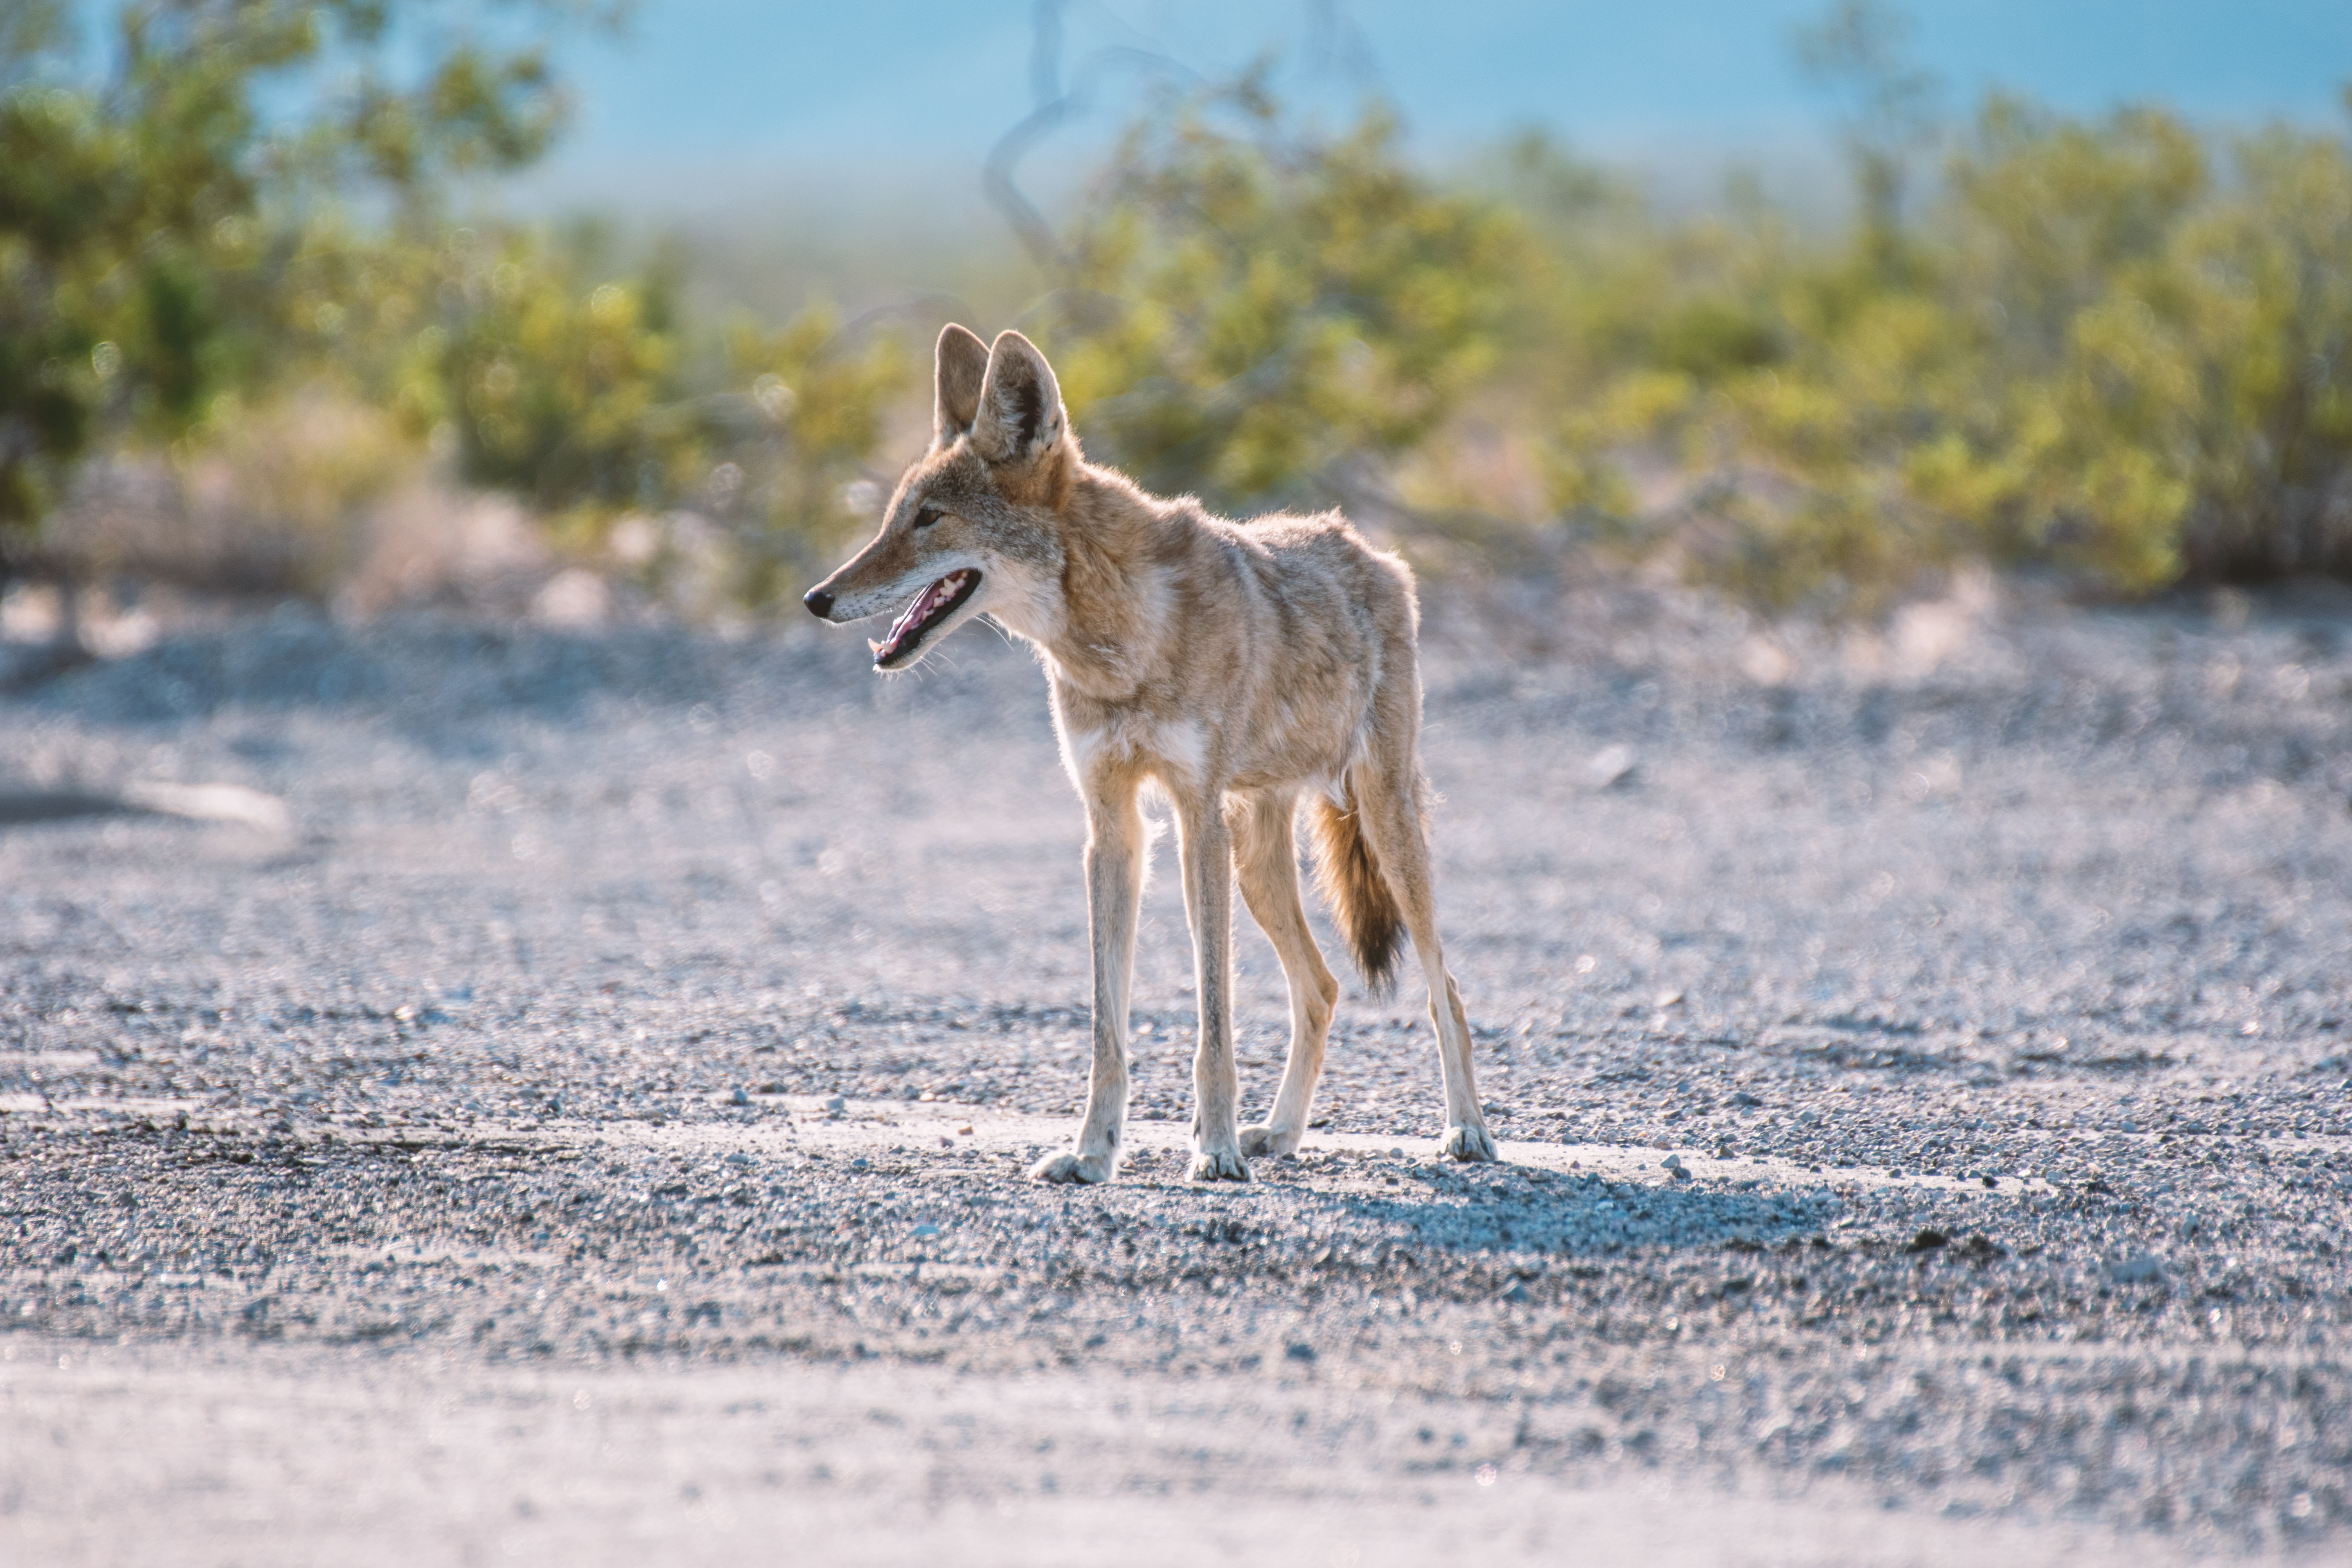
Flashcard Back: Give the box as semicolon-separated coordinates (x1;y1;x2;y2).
805;324;1494;1185
1053;704;1208;798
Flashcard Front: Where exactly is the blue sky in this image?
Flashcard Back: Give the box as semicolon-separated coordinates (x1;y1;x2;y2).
524;0;2352;210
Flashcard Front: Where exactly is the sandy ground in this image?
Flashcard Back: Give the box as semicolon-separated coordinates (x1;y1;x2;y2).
2;582;2349;1563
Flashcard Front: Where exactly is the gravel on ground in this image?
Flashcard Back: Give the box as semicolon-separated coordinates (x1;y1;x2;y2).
1;582;2348;1564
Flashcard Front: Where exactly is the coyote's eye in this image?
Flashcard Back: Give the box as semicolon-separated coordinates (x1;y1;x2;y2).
913;506;942;530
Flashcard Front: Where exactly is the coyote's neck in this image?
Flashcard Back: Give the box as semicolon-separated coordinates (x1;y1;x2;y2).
1038;463;1192;702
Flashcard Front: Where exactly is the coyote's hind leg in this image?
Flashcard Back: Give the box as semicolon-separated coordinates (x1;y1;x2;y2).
1232;792;1338;1159
1350;751;1497;1165
1032;764;1145;1185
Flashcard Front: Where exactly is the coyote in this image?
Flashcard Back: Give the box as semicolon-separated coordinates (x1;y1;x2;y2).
804;325;1495;1183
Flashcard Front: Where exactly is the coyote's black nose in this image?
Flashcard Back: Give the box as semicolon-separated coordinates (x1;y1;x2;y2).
802;586;834;619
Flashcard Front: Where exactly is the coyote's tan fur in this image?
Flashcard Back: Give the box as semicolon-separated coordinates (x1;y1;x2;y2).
804;325;1495;1183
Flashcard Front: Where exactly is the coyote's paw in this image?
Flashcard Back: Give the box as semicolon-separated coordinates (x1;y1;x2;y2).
1239;1122;1299;1159
1439;1123;1499;1163
1030;1149;1114;1185
1189;1148;1253;1183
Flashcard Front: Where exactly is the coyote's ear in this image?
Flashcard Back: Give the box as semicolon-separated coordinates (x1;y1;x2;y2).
971;330;1066;468
933;323;989;446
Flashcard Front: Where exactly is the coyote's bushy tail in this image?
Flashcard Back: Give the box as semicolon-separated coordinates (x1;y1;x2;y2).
1310;782;1406;996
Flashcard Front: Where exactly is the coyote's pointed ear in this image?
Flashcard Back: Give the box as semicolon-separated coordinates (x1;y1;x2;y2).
971;330;1066;468
933;323;989;447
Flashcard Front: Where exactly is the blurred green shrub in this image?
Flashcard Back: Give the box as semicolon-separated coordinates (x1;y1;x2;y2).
1527;71;2352;606
719;305;910;590
1041;80;1521;516
13;2;2352;613
0;0;579;565
396;227;694;526
370;226;908;603
1;1;910;612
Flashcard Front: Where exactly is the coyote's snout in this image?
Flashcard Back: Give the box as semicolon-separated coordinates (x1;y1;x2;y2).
805;324;1495;1183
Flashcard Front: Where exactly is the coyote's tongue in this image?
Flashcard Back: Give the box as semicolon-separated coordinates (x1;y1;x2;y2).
870;569;974;664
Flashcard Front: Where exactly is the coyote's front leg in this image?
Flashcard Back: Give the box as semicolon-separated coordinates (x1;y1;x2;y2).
1031;768;1144;1184
1174;787;1249;1183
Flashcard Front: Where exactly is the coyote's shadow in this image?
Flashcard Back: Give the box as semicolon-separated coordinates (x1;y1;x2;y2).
1304;1174;1840;1259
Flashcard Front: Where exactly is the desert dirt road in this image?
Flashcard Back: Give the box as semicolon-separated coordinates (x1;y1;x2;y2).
2;583;2349;1564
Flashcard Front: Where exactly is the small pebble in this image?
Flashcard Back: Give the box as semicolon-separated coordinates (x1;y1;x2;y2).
1587;744;1637;789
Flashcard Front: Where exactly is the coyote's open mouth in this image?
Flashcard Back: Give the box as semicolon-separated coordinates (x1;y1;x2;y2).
869;568;980;668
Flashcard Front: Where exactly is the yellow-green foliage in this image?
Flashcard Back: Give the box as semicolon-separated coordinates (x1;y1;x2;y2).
1535;92;2352;604
0;0;575;549
14;6;2352;610
1;2;909;608
724;305;908;545
398;229;693;523
1047;86;1521;514
393;232;909;600
2147;122;2352;579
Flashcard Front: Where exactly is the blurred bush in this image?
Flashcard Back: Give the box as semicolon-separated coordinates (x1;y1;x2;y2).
1027;37;2352;608
383;223;907;605
716;305;911;597
1038;78;1521;517
0;0;908;613
9;1;2352;618
1515;39;2352;608
401;227;694;525
0;0;575;562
